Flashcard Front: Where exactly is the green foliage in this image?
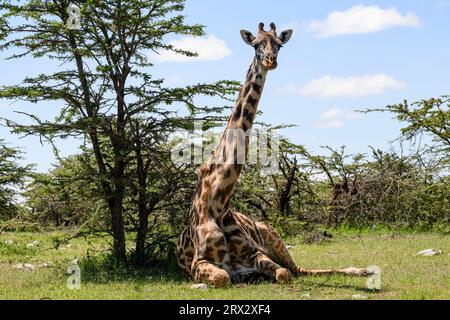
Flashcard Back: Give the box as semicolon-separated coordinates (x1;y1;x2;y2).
322;147;449;228
0;218;41;233
381;96;449;147
24;152;107;228
0;140;33;220
22;142;197;262
235;139;449;232
265;211;307;238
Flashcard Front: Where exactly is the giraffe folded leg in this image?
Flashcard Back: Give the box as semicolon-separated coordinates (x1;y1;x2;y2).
253;252;291;284
255;221;372;278
255;221;300;276
194;261;231;288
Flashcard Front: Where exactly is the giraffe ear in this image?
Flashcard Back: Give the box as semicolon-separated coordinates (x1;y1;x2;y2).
278;30;293;45
240;30;255;46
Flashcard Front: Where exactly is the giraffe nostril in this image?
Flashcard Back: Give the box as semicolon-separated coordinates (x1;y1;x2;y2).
264;54;276;63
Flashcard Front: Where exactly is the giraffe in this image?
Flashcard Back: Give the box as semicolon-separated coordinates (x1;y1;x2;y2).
177;23;371;288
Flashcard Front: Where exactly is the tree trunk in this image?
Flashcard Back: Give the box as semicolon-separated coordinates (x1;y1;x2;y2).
109;181;127;263
108;134;127;263
134;124;149;267
89;129;127;263
135;210;148;266
279;166;296;215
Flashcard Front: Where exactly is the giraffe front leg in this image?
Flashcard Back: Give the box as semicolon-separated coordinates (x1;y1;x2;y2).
193;222;231;288
177;228;195;279
254;252;291;284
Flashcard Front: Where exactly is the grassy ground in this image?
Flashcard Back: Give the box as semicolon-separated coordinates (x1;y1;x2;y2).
0;230;448;300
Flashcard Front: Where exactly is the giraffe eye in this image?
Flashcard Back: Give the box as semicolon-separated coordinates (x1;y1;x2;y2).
253;42;261;50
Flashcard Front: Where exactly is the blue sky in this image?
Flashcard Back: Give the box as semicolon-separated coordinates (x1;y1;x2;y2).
1;0;450;172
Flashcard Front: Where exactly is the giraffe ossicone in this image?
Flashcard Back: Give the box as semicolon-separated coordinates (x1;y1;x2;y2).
176;23;370;288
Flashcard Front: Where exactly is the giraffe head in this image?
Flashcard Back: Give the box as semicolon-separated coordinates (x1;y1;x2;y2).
240;22;293;71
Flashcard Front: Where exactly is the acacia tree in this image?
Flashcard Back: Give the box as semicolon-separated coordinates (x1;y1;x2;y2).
382;97;449;147
24;142;199;264
0;139;32;220
0;0;237;262
369;96;449;168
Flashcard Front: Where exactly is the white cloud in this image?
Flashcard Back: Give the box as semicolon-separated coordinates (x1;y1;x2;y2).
306;5;421;38
150;35;232;63
316;107;362;129
281;74;406;99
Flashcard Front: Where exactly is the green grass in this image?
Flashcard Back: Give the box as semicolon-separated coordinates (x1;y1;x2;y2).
0;231;448;300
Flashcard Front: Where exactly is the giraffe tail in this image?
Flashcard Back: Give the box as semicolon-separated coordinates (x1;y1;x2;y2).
296;267;373;277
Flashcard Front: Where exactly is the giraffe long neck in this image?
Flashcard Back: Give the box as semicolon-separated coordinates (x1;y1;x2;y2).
193;58;267;222
228;58;267;132
216;58;267;170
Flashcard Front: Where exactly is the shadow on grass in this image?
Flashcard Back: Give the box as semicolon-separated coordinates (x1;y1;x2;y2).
77;250;188;285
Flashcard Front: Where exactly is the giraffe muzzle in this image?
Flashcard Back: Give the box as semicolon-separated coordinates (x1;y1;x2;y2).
262;54;278;70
